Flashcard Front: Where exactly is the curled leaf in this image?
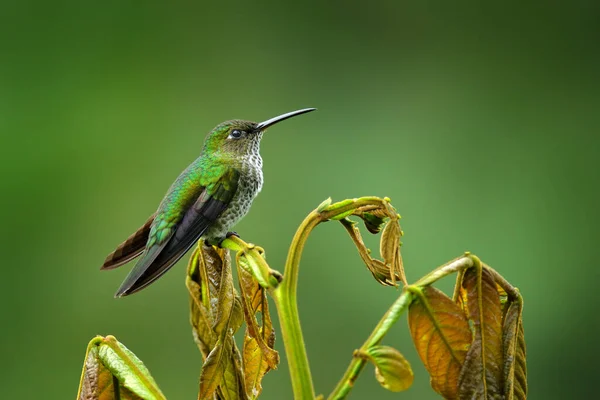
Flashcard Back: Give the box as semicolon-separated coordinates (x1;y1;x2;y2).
408;286;471;400
77;335;165;400
213;248;237;335
358;345;413;392
186;247;216;357
339;218;400;286
379;220;406;286
236;247;281;288
502;300;527;399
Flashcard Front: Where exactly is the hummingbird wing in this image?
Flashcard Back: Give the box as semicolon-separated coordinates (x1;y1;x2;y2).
114;167;241;297
100;213;157;270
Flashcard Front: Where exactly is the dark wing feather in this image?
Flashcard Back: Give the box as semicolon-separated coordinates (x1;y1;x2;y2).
115;169;240;297
101;213;156;270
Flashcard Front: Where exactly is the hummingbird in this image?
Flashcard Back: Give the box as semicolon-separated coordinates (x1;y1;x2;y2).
101;108;316;297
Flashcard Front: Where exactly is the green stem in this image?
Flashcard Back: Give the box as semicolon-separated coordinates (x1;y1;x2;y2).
328;255;476;399
224;196;396;400
327;289;414;400
271;196;393;400
414;254;474;288
271;211;321;400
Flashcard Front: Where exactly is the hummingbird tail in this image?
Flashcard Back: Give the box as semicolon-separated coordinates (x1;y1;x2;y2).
101;213;156;270
114;234;199;297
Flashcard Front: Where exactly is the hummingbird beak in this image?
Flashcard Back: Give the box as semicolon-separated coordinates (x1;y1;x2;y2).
255;108;316;132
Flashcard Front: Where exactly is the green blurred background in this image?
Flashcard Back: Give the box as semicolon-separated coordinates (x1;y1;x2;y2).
1;1;598;399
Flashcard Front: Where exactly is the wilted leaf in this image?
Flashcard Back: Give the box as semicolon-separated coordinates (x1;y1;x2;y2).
187;247;216;358
201;245;231;314
458;267;504;399
198;295;244;400
214;339;249;400
502;301;527;399
190;244;246;400
238;258;279;367
199;338;229;399
339;218;400;286
213;248;237;335
408;286;471;400
379;220;406;285
77;335;165;400
359;345;413;392
238;258;279;398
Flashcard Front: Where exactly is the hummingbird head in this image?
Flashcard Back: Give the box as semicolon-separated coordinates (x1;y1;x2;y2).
202;108;316;158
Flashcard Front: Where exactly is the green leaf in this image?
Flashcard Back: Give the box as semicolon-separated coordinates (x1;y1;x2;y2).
77;335;165;400
360;345;413;392
316;197;332;212
322;198;354;213
359;211;386;234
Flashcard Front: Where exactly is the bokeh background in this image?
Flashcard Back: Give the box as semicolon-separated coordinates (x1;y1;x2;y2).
1;1;599;399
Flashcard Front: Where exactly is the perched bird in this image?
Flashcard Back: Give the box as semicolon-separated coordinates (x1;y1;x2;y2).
101;108;316;297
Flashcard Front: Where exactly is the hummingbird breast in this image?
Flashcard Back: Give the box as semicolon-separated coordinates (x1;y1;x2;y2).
203;154;263;243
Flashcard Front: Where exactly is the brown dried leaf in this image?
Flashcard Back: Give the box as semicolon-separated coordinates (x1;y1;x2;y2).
339;218;400;286
200;244;230;310
198;298;244;400
213;249;236;335
215;339;248;400
458;267;504;399
238;258;279;397
502;301;527;400
379;220;406;285
187;247;216;358
243;338;269;398
408;286;472;400
194;244;245;400
361;345;414;392
239;259;279;366
199;338;229;399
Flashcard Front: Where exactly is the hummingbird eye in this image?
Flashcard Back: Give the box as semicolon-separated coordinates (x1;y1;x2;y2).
229;129;244;139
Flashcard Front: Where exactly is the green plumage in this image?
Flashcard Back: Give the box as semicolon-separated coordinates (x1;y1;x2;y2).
101;108;316;297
